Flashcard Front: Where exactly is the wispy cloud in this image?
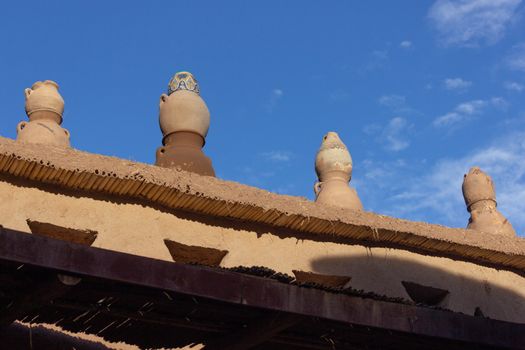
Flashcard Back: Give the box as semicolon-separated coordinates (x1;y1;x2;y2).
505;42;525;71
384;132;525;234
232;150;292;194
384;117;412;151
378;94;418;114
358;158;408;183
428;0;522;47
400;40;413;48
364;117;413;152
504;81;524;92
265;88;284;113
362;50;389;72
329;89;351;101
260;151;292;162
379;94;406;109
444;77;472;91
433;97;507;128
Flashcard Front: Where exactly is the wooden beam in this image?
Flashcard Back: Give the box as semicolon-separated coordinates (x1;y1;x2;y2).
0;275;71;330
203;312;300;350
0;227;524;349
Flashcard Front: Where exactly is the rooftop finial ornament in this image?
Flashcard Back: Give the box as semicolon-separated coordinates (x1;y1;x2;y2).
16;80;70;147
314;132;363;210
155;71;215;176
462;167;515;236
168;71;200;95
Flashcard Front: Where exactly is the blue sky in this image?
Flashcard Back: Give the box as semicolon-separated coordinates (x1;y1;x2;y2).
1;1;525;235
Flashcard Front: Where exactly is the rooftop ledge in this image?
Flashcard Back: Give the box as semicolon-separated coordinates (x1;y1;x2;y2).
0;135;524;273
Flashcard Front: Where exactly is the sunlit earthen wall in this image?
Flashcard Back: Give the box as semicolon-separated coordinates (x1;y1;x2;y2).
1;177;524;324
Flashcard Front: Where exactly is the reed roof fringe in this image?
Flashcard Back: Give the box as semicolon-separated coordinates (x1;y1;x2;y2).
0;136;524;272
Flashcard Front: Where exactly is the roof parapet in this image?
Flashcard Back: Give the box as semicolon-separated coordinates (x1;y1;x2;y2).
314;132;363;210
0;136;524;272
463;167;516;236
16;80;70;147
155;72;215;176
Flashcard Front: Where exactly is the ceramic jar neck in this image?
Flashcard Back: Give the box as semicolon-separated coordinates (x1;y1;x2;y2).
27;111;62;125
319;170;350;183
163;131;204;148
468;199;497;212
24;80;64;124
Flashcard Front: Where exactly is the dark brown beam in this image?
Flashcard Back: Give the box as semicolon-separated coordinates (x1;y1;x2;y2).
0;227;524;349
53;299;229;333
203;312;301;350
0;275;71;330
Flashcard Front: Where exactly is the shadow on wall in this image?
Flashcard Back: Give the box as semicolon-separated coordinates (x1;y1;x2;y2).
3;173;525;278
3;175;525;325
310;254;525;324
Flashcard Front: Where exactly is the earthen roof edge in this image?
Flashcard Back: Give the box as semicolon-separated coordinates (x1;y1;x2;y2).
0;136;524;272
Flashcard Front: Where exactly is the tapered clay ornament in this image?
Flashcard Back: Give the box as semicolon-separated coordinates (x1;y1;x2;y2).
16;80;70;147
155;72;215;176
462;167;515;236
314;132;363;210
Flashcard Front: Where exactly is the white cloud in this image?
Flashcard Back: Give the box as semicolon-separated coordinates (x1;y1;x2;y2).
455;99;487;114
490;96;509;109
504;81;524;91
384;132;525;234
379;94;406;108
266;88;284;113
365;117;412;152
385;118;411;151
433;98;507;127
378;94;418;114
260;151;292;162
362;50;389;72
444;77;472;90
372;50;388;60
428;0;522;47
505;43;525;71
400;40;413;48
329;89;351;101
273;89;283;97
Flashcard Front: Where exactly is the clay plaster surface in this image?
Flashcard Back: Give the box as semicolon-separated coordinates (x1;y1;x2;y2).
1;135;525;275
1;179;525;323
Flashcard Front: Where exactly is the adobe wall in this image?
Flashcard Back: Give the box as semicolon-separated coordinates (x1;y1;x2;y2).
1;177;525;324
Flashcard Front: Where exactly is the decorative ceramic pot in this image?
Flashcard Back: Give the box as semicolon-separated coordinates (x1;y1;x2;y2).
159;72;210;142
462;167;515;236
24;80;64;124
315;132;352;182
17;119;70;147
467;203;515;236
168;71;199;95
462;167;496;208
155;131;215;176
159;91;210;141
314;132;363;210
314;171;363;210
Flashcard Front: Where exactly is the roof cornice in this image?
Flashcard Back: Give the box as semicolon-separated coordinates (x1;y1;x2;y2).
0;136;524;272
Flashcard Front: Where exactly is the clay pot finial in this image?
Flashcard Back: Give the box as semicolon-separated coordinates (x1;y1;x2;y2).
462;167;515;236
155;71;215;176
168;71;200;95
314;132;363;210
16;80;70;147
